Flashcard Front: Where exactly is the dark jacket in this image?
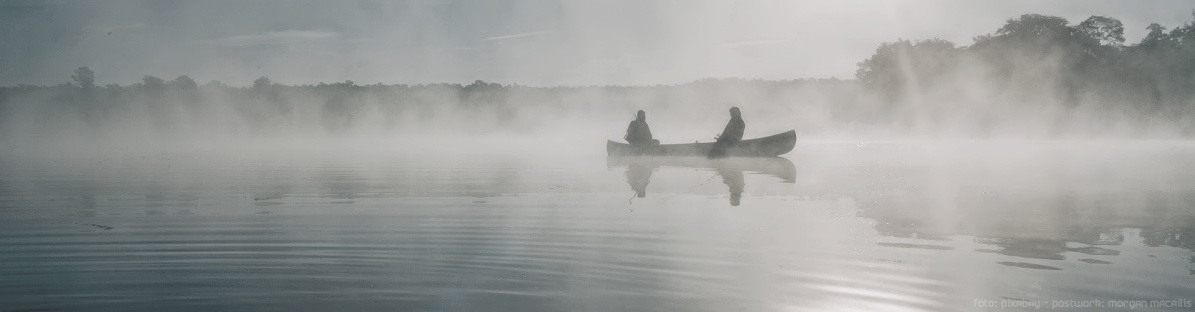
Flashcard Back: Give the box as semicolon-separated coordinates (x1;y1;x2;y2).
625;120;653;144
716;117;744;145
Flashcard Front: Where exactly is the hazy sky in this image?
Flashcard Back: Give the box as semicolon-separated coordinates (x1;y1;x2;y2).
2;0;1193;86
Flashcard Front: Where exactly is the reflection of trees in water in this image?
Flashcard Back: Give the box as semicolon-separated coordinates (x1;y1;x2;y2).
1151;227;1195;273
859;175;1192;271
1064;227;1125;246
857;169;1194;261
974;237;1120;261
874;219;1193;272
975;238;1068;260
871;219;952;241
1141;227;1195;251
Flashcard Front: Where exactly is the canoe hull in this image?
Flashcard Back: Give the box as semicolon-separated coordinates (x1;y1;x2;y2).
607;130;796;157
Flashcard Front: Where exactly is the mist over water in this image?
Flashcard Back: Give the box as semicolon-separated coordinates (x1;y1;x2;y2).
4;1;1195;311
4;140;1195;311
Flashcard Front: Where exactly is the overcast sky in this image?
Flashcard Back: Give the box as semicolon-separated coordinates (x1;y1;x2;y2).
2;0;1193;86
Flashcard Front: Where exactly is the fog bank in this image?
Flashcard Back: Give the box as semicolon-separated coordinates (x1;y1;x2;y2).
4;11;1195;156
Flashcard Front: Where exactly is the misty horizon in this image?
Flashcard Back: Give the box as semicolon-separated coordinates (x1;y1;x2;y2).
5;9;1195;145
4;0;1195;87
4;2;1195;312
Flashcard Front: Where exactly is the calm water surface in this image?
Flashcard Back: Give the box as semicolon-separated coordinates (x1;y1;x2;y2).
2;142;1194;311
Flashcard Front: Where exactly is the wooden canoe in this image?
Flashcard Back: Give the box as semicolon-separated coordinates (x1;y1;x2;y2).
607;130;796;157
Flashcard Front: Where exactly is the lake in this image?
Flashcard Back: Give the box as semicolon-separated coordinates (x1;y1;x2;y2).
2;140;1194;311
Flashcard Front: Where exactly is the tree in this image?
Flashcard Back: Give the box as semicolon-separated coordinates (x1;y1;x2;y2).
141;75;165;89
1169;11;1195;47
855;38;960;98
139;75;167;97
1076;16;1125;47
168;75;200;106
1138;23;1175;51
974;14;1089;56
994;14;1071;39
253;76;272;90
251;76;287;113
203;80;226;88
72;67;95;89
169;75;198;91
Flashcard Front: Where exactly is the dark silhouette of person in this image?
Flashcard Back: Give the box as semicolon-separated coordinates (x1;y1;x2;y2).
626;161;655;198
708;107;745;158
625;110;660;147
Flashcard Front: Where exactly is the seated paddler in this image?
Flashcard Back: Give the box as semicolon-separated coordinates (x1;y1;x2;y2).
708;107;745;158
625;110;660;147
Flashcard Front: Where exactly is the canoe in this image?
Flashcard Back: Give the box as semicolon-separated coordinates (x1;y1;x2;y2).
607;130;796;157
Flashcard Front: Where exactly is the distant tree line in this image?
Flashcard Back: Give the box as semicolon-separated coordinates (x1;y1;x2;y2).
855;12;1195;136
3;12;1195;139
1;67;858;139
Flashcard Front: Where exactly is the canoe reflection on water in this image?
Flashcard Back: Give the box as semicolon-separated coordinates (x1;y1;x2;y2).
607;156;796;206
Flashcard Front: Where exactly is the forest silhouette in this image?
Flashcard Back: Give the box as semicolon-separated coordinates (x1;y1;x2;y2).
3;13;1195;139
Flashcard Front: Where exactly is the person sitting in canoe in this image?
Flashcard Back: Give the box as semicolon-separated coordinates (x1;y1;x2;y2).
625;110;660;147
708;107;745;158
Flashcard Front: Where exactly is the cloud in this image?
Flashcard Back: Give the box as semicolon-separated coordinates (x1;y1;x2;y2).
203;30;340;47
483;31;552;41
